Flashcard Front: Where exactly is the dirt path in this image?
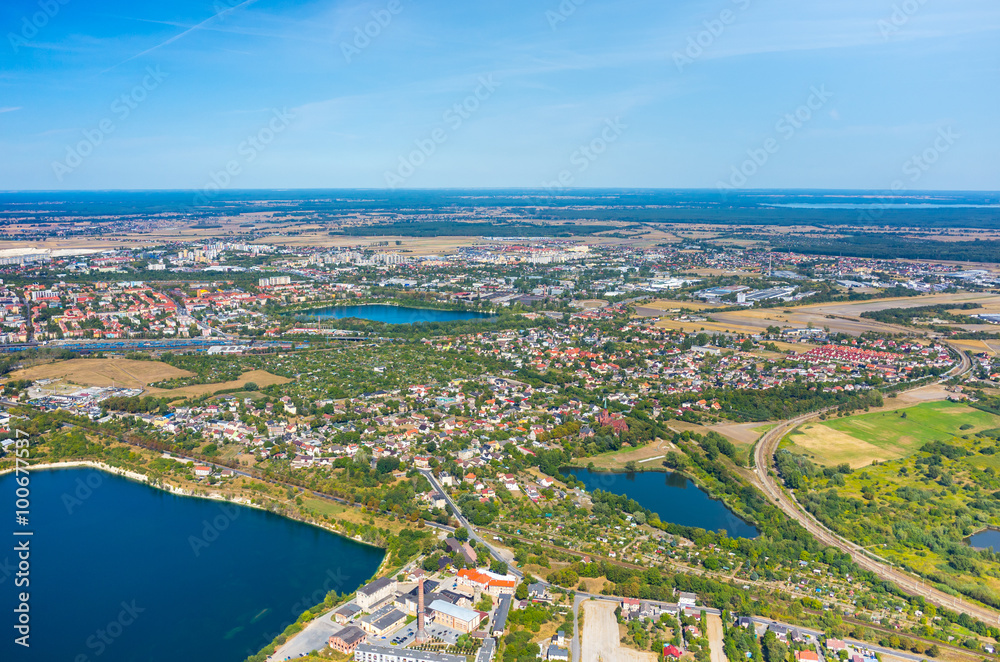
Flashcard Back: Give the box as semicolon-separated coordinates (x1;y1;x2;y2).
581;601;656;662
707;614;728;662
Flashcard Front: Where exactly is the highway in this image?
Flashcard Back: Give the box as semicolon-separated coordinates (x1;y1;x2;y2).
752;342;1000;623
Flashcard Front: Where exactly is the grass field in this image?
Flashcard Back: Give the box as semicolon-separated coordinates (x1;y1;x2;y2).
583;440;671;470
785;401;1000;467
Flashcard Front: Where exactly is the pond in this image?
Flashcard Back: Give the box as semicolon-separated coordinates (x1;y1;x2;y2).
0;468;383;662
566;468;759;538
304;304;494;324
967;528;1000;551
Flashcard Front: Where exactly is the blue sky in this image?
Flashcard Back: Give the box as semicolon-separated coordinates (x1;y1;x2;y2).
1;0;998;190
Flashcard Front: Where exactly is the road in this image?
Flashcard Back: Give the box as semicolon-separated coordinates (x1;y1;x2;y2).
752;344;1000;624
420;469;522;577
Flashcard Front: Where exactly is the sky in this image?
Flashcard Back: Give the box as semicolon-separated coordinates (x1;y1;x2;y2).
0;0;998;191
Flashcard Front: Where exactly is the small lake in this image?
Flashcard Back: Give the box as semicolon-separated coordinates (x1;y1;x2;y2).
566;468;759;538
305;304;494;324
968;529;1000;551
0;468;383;662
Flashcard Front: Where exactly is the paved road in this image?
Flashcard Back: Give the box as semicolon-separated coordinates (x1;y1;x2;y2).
420;469;522;578
752;345;1000;624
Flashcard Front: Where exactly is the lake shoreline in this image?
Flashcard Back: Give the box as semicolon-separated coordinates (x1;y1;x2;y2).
564;465;760;538
2;460;388;552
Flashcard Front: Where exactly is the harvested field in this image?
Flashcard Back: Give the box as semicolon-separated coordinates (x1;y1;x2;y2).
784;422;897;468
708;421;774;445
146;370;290;398
8;358;193;389
642;299;723;312
785;400;1000;467
581;600;656;662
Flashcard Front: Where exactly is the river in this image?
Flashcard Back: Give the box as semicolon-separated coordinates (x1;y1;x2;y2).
0;468;383;662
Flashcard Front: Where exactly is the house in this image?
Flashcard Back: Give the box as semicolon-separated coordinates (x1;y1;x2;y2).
767;623;790;641
546;644;569;661
193;466;212;477
427;599;483;633
359;604;407;636
663;645;683;659
329;625;366;654
826;639;848;653
356;576;398;612
796;651;819;662
678;592;697;610
445;538;478;566
735;616;754;629
527;582;550;602
492;595;511;636
457;568;516;596
621;597;640;614
334;602;363;624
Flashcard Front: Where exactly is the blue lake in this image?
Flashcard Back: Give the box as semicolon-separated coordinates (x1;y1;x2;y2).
306;304;493;324
968;529;1000;551
0;468;383;662
566;468;759;538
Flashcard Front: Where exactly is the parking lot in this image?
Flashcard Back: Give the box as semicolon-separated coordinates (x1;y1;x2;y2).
379;622;463;648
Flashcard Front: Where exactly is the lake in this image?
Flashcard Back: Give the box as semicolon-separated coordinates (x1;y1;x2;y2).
566;468;759;538
305;304;493;324
968;529;1000;551
0;468;383;662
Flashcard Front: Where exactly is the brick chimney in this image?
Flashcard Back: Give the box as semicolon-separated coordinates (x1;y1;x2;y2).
416;576;427;643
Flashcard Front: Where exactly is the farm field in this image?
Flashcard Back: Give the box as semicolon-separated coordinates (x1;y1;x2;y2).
9;358;194;389
792;425;1000;609
4;358;290;401
146;369;290;398
641;299;724;312
784;401;1000;468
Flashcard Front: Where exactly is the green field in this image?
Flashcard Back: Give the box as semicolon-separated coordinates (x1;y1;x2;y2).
785;401;1000;467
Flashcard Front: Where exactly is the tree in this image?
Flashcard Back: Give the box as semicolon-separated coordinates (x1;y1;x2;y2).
515;582;529;600
490;560;508;576
625;460;638;473
455;526;469;542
